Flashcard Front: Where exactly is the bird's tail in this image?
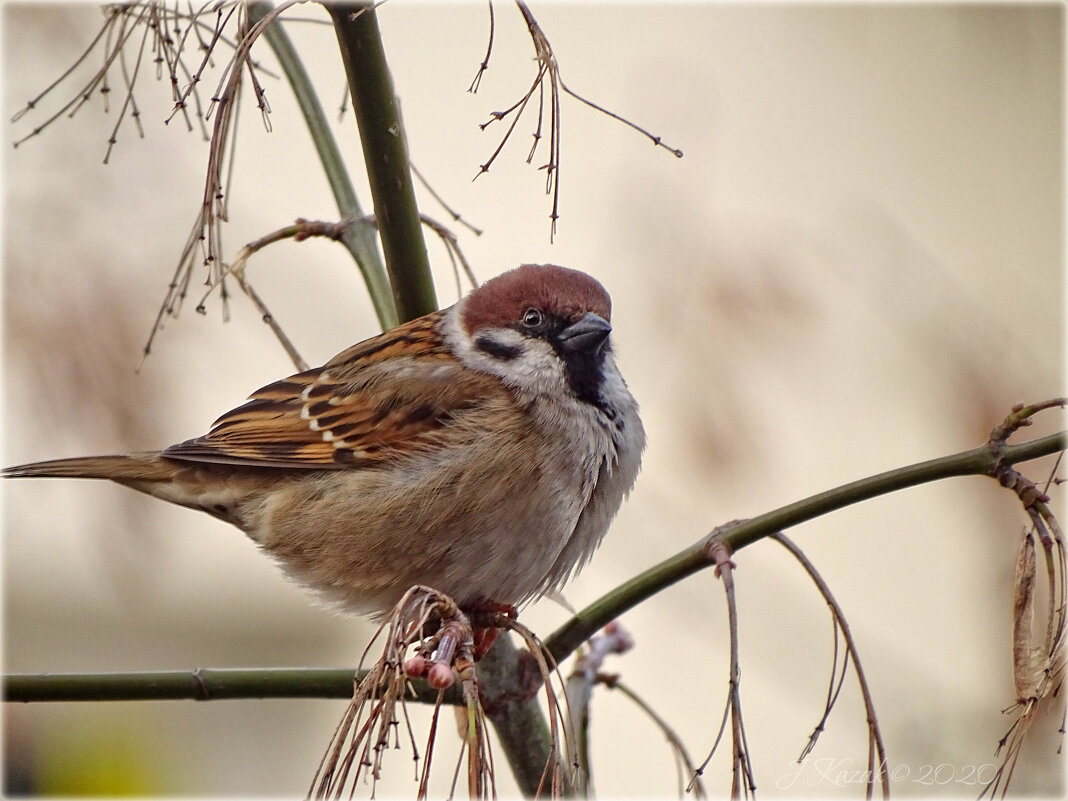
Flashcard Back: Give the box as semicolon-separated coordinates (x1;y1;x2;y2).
3;453;177;482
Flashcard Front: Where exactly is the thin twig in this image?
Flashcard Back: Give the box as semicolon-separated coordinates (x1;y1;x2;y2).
981;403;1067;797
564;622;634;795
598;670;707;799
250;0;395;329
474;0;682;239
694;536;755;798
468;0;494;93
772;533;889;800
411;162;483;236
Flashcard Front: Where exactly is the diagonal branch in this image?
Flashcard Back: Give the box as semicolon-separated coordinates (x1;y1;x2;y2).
544;426;1067;664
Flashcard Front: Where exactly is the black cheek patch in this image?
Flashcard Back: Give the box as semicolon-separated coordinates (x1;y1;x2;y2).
474;333;523;361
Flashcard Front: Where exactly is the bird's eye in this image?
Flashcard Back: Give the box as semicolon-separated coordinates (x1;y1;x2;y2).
521;308;543;329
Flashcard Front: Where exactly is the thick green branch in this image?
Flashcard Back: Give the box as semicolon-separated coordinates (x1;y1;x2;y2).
543;429;1067;662
3;668;460;705
325;2;437;322
248;1;397;329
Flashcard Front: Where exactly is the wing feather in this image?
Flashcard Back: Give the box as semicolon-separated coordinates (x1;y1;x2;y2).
162;311;512;469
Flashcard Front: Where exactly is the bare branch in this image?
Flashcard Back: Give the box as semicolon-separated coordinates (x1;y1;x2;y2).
565;621;634;794
10;7;119;125
3;667;458;705
11;6;141;151
174;212;473;372
104;7;154;164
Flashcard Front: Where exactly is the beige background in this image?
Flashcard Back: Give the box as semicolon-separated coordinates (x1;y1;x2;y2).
3;2;1064;796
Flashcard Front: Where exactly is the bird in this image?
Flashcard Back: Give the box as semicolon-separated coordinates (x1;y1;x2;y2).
5;264;645;620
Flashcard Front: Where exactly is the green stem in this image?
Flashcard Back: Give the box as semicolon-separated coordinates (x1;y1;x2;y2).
248;1;397;329
543;430;1067;662
3;667;460;705
325;2;437;322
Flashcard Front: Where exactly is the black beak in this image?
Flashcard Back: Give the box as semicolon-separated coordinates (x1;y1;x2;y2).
558;312;611;354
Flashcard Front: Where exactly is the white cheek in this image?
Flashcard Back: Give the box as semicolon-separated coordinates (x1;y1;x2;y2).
440;303;570;398
497;337;569;396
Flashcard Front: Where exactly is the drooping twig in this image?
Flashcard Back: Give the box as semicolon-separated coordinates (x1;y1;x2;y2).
166;3;240;127
467;0;494;93
981;400;1067;798
11;7;118;125
772;533;889;800
148;0;399;360
473;0;682;240
104;5;152;164
308;586;489;800
416;213;480;298
11;5;145;152
249;0;395;330
143;0;301;361
477;620;575;797
795;616;849;762
600;674;708;800
504;617;576;798
565;621;634;795
185;211;474;372
411;162;484;237
692;534;755;799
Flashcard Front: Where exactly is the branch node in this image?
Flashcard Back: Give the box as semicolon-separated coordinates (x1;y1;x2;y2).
704;521;743;577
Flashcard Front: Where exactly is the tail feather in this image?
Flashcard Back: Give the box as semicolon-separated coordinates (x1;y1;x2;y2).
3;453;175;482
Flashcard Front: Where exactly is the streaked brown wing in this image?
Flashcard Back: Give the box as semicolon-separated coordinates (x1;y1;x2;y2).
161;311;508;469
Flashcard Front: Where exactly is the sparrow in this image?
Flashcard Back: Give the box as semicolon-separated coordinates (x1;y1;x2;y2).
4;264;645;618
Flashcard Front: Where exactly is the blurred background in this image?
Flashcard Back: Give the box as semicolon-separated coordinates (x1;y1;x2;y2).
3;2;1064;796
